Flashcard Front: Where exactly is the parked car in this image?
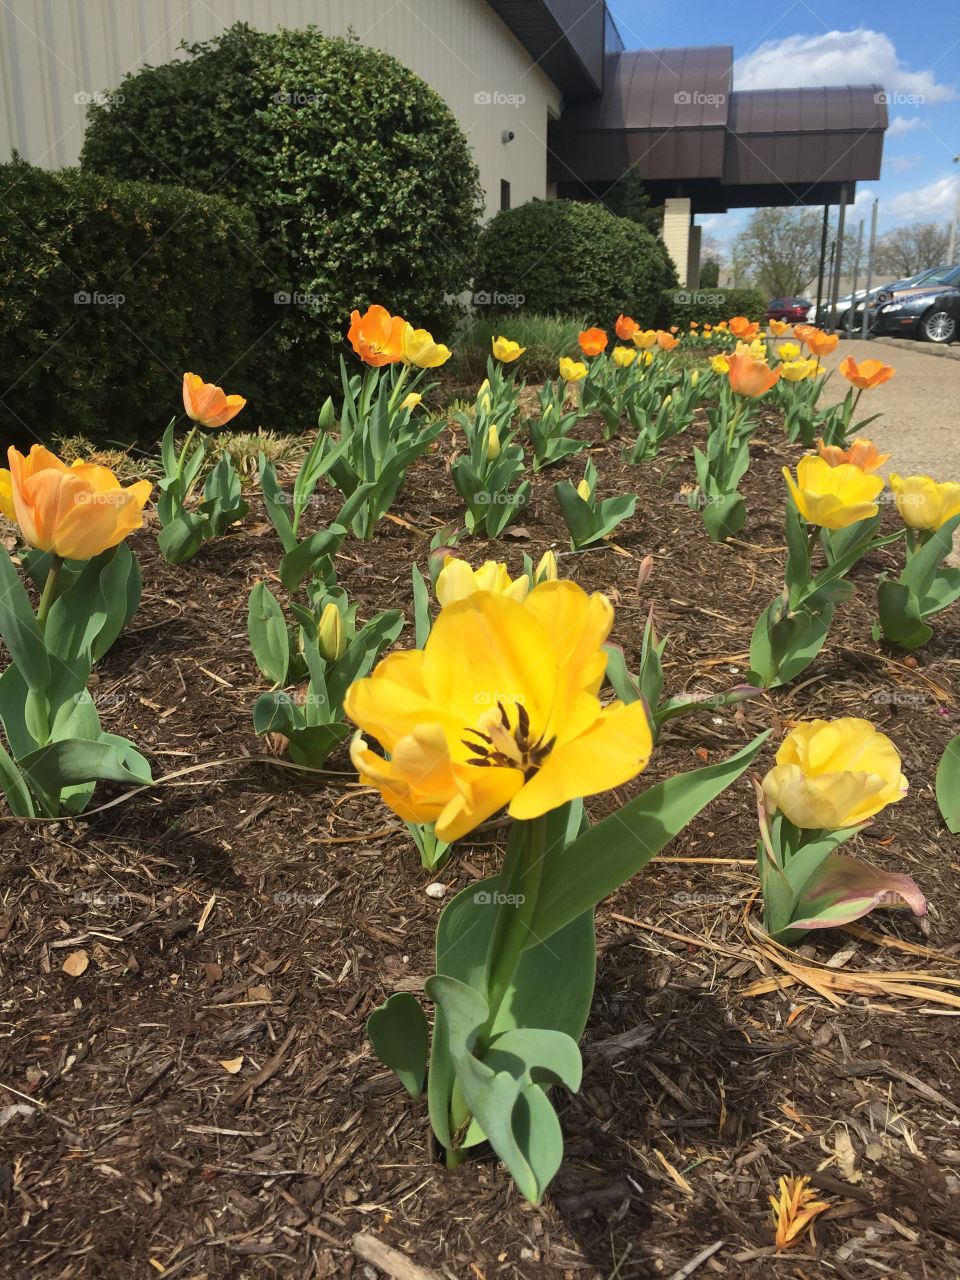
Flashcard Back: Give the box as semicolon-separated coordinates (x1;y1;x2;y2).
766;297;812;323
856;264;960;343
813;267;945;331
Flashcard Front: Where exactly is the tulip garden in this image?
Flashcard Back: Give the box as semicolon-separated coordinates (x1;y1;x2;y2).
2;307;960;1279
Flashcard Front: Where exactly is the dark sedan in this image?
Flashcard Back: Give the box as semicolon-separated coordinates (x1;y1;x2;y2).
856;265;960;343
766;297;812;323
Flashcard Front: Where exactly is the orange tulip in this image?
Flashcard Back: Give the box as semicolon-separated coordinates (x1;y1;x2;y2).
804;330;839;357
656;330;680;351
768;319;790;336
838;355;895;390
669;325;679;334
816;437;890;473
7;446;152;561
615;314;639;341
792;324;815;343
578;327;608;357
347;304;405;366
690;321;699;329
726;352;780;398
181;373;246;429
729;316;760;341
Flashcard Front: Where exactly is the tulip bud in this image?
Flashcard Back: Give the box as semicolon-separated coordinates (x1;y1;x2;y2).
318;602;346;662
317;396;336;433
577;478;592;502
662;395;671;407
487;424;500;459
636;553;654;590
690;370;699;387
401;391;422;412
534;549;558;584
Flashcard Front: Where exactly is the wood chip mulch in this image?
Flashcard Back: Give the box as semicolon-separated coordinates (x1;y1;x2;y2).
1;401;958;1279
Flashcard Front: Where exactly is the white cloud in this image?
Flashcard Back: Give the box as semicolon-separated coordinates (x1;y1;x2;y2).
885;174;960;221
886;154;921;174
887;115;924;137
735;31;955;103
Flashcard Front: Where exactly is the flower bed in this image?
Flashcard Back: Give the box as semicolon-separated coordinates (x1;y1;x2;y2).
1;319;959;1278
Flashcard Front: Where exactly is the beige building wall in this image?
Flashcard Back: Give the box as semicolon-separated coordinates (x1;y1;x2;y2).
0;0;561;217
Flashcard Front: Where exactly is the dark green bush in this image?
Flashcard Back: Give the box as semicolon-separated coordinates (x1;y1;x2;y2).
662;285;767;327
0;157;258;445
473;199;677;326
81;23;483;424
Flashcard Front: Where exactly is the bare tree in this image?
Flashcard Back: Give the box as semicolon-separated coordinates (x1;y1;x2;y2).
873;222;950;278
731;208;824;297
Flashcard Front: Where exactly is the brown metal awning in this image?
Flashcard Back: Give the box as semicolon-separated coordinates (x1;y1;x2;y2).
548;47;887;211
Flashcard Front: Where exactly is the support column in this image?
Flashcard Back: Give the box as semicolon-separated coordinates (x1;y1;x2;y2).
662;197;692;286
686;224;702;291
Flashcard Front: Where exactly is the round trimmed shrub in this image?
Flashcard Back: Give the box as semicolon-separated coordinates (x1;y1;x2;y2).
81;23;483;425
0;157;258;445
473;199;677;326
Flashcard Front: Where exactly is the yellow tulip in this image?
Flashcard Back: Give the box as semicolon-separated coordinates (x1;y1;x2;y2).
401;323;452;368
783;456;883;530
435;555;529;608
690;370;699;387
492;335;525;363
487;424;501;460
577;477;592;502
344;581;654;842
632;330;658;349
638;350;654;366
401;391;423;412
7;445;152;560
559;357;588;382
710;354;729;374
762;717;907;829
534;549;558;583
779;358;818;382
317;602;346;662
888;474;960;531
777;342;801;360
612;345;637;368
0;468;14;521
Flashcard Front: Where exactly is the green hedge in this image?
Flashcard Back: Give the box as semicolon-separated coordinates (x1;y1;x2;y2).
661;286;767;327
473;199;677;326
0;157;258;445
81;23;483;424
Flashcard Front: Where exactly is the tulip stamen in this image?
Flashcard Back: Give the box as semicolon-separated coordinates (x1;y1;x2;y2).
463;701;556;779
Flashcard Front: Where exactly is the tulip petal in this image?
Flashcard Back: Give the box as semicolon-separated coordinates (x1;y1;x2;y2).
509;700;653;820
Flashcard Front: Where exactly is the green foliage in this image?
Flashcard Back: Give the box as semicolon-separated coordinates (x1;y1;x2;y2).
0;548;149;817
699;258;720;288
662;286;767;328
453;313;588;384
0;156;257;444
81;23;483;423
601;170;661;234
474;200;677;326
369;736;767;1201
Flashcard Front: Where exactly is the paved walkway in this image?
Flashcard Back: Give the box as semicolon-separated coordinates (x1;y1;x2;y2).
813;338;960;480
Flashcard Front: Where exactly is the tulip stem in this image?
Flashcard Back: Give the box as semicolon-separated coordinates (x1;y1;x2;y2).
176;426;198;480
479;815;547;1048
36;556;63;630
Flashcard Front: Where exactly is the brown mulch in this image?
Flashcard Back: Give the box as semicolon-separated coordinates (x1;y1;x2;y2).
2;401;959;1280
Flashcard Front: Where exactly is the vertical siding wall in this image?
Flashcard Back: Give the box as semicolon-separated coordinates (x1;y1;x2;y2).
0;0;561;216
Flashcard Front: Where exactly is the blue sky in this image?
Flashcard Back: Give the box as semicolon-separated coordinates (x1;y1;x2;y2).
607;0;960;253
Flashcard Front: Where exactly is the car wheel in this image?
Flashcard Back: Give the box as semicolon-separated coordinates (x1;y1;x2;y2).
920;308;957;344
